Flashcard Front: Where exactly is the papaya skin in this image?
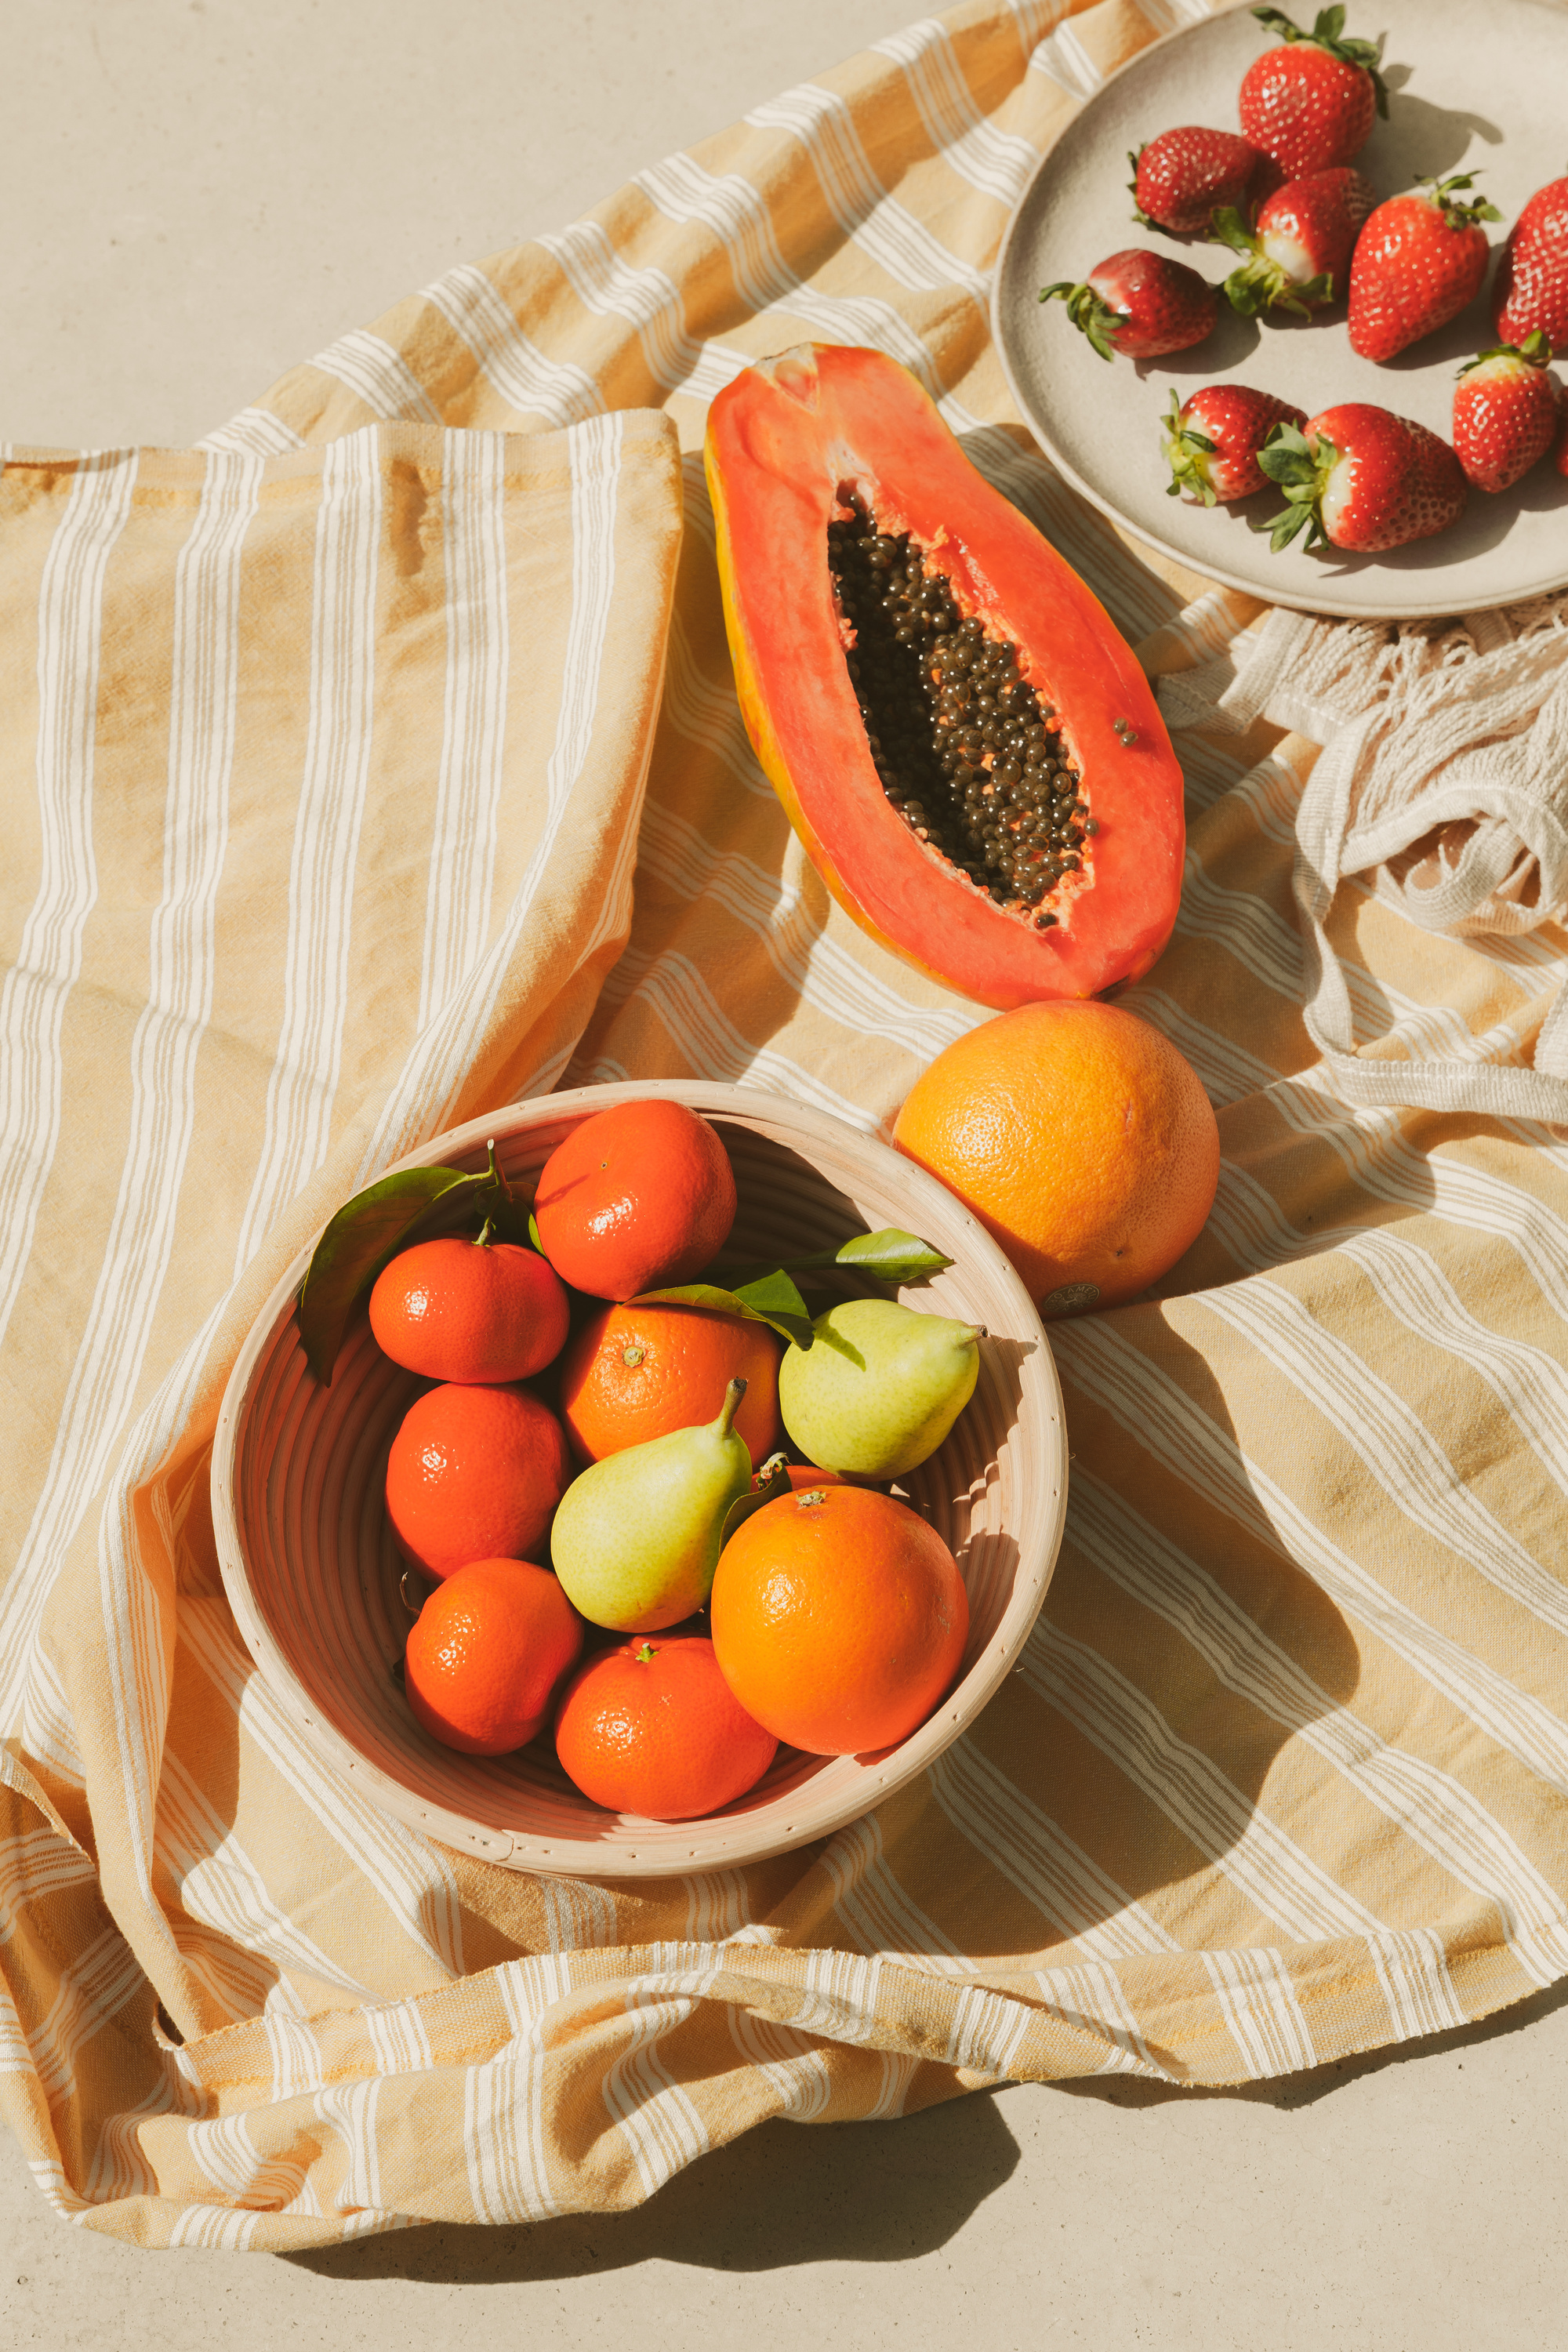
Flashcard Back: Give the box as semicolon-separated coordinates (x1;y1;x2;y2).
704;345;1185;1010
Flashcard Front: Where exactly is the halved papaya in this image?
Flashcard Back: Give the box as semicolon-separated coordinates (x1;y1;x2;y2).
704;344;1185;1010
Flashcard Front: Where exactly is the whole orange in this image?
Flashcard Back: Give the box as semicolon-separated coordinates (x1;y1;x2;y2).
384;1382;571;1581
554;1635;778;1820
368;1236;569;1385
891;1001;1219;1316
559;1302;782;1467
710;1485;969;1756
404;1558;583;1755
533;1099;737;1301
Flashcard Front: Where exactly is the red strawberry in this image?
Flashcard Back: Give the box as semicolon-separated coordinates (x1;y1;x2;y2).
1238;5;1389;180
1258;405;1467;553
1453;333;1558;492
1348;173;1501;362
1130;127;1263;234
1214;167;1375;315
1039;251;1218;360
1493;176;1568;353
1163;385;1308;503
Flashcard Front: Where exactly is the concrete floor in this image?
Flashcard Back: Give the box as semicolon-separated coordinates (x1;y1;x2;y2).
5;3;1568;2343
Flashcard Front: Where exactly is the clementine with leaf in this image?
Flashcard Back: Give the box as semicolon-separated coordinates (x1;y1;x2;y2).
369;1234;568;1384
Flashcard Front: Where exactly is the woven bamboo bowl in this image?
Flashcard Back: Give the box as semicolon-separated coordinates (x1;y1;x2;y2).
212;1083;1067;1877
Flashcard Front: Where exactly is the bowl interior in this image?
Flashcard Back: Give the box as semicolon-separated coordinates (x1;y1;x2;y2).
215;1085;1066;1875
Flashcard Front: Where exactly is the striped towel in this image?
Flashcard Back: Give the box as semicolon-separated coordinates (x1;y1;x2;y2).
5;0;1568;2252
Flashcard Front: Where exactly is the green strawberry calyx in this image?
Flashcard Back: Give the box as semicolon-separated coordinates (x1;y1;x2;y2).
1254;419;1334;554
1457;330;1552;379
1211;205;1331;318
1127;146;1156;229
1039;278;1121;362
1420;171;1503;230
1251;5;1389;117
1162;389;1220;505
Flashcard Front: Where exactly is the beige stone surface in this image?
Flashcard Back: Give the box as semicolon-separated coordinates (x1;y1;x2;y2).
5;1991;1567;2347
4;3;1568;2343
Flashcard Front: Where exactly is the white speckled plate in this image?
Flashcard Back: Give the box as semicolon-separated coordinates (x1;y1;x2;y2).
993;0;1568;619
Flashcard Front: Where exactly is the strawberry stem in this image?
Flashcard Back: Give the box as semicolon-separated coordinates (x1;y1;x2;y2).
1163;388;1219;506
1251;5;1389;112
1459;330;1552;376
1421;171;1502;230
1254;419;1332;554
1039;279;1120;361
1126;147;1155;229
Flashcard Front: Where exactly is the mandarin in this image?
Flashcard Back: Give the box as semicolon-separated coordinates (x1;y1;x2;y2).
533;1099;736;1301
384;1381;571;1581
368;1235;568;1385
554;1635;777;1820
710;1484;969;1756
404;1558;583;1755
559;1301;781;1467
891;1000;1218;1316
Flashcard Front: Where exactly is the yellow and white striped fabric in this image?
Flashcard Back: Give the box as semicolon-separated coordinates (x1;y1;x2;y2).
5;0;1568;2251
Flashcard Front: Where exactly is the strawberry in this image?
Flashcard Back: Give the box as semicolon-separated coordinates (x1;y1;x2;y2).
1452;333;1558;492
1039;250;1218;360
1238;5;1389;180
1493;176;1568;353
1213;166;1375;315
1257;405;1467;553
1348;174;1501;363
1130;127;1262;234
1163;385;1308;503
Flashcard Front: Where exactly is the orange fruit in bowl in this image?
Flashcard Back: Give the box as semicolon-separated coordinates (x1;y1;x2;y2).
559;1301;782;1467
368;1236;569;1384
554;1635;778;1820
384;1382;571;1581
404;1558;583;1755
891;1000;1219;1317
710;1484;969;1756
533;1099;737;1301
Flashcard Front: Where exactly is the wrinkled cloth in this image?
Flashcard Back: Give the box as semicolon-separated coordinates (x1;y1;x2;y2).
6;0;1568;2253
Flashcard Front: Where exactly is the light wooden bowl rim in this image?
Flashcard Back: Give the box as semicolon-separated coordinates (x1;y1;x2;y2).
212;1080;1068;1877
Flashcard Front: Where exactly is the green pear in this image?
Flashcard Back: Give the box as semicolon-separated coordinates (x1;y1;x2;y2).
779;1299;982;1478
551;1376;753;1632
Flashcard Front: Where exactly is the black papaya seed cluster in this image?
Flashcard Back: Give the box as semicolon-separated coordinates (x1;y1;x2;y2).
826;495;1096;929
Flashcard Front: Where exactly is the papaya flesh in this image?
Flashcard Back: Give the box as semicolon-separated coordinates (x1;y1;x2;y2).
704;344;1185;1009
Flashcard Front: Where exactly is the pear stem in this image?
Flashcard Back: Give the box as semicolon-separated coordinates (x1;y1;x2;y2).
717;1375;747;1438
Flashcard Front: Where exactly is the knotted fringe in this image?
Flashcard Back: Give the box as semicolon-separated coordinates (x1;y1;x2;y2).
1157;594;1568;1124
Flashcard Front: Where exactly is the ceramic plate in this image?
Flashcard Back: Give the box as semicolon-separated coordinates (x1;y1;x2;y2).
993;0;1568;619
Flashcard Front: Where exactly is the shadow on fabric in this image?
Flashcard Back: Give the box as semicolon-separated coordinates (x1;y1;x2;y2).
282;2083;1022;2285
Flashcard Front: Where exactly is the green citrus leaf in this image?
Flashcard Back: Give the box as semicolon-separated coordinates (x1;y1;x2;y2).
298;1138;524;1384
630;1280;815;1351
298;1166;481;1385
833;1229;954;1281
731;1267;811;1322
